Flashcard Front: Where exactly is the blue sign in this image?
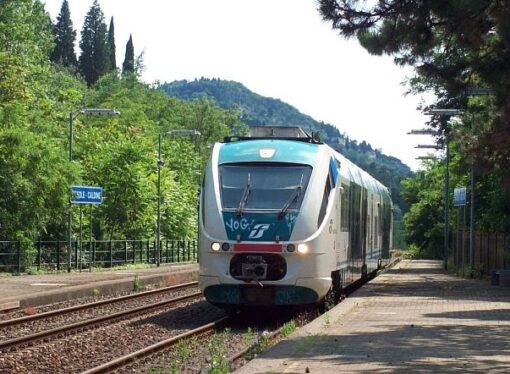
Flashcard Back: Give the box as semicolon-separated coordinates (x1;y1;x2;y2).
71;186;103;204
454;187;467;207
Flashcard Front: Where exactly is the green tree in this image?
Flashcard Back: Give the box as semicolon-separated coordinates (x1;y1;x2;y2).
318;0;510;186
122;34;135;74
91;140;153;239
0;126;75;241
106;16;116;72
0;0;79;246
0;0;54;103
0;1;245;247
401;163;445;259
50;0;77;69
79;0;109;86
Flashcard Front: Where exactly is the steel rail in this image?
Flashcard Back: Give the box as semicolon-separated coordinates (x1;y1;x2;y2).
81;316;229;374
0;291;202;352
0;281;198;328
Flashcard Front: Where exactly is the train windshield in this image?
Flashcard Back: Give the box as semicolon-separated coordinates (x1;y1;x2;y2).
220;163;312;212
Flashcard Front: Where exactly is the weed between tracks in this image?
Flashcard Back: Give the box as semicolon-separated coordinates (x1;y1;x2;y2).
133;274;142;291
148;320;298;374
208;328;231;373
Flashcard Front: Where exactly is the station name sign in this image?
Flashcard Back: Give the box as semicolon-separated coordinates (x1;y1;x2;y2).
71;186;103;204
453;187;467;207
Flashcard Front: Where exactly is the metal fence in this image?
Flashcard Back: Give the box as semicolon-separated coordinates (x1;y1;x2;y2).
0;239;198;273
451;231;510;274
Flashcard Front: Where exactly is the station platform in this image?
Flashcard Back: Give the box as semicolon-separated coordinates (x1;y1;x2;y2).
237;260;510;373
0;263;198;311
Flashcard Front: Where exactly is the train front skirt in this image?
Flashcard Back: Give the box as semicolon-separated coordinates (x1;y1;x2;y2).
204;284;319;306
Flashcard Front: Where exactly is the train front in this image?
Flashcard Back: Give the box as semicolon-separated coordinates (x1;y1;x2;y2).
199;131;332;308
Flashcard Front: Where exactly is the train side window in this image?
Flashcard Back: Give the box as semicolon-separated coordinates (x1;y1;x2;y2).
317;169;333;228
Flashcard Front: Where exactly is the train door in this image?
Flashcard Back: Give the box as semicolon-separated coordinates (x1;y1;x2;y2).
338;180;350;271
348;183;359;282
334;182;342;270
381;196;392;258
369;193;374;260
360;187;368;277
374;196;382;260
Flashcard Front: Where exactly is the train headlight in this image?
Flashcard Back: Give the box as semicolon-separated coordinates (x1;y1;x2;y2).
211;242;221;252
297;243;309;254
286;244;295;252
221;242;231;251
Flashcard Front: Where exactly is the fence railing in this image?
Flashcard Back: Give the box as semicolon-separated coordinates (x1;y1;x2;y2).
451;231;509;275
0;239;198;274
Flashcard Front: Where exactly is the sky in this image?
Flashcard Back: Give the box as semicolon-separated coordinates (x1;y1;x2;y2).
43;0;436;170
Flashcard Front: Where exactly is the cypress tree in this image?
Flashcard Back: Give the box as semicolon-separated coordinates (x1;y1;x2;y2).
107;16;116;72
79;0;108;85
50;0;77;68
122;34;135;74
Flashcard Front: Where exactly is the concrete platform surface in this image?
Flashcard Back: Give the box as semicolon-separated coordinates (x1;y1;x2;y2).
236;260;510;373
0;263;198;310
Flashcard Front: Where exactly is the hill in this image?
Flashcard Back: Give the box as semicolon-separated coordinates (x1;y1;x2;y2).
159;78;412;214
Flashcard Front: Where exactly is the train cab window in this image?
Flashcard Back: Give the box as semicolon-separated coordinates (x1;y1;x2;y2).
219;163;312;214
317;169;334;228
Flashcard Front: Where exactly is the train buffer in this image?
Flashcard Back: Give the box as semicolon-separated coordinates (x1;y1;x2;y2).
236;259;510;373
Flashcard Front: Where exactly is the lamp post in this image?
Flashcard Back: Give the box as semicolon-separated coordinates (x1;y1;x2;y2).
68;108;120;273
156;129;201;267
425;109;464;271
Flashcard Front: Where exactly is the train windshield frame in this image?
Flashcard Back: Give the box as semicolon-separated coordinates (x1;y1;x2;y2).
219;163;312;213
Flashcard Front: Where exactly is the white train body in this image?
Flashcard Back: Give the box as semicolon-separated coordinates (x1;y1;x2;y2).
199;127;392;307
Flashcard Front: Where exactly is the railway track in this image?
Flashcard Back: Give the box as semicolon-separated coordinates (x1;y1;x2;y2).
82;316;230;374
0;260;401;373
0;283;201;352
0;281;198;328
0;295;225;373
82;317;289;374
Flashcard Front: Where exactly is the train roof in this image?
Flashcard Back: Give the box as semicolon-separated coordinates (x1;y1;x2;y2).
334;150;391;198
218;138;321;165
219;126;391;198
224;126;322;144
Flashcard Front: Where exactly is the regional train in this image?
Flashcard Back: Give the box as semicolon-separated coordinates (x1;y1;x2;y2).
198;126;393;309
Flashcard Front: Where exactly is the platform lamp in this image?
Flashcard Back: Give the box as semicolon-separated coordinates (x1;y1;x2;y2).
425;109;464;270
156;129;201;267
67;108;120;273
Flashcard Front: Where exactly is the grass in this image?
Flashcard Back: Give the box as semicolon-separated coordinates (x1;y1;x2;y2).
91;263;152;272
208;328;231;374
243;327;255;346
280;320;296;338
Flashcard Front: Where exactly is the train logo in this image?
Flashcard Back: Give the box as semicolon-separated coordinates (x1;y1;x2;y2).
248;224;271;239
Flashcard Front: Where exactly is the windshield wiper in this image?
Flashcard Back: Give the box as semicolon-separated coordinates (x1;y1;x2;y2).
236;173;251;217
278;174;303;219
